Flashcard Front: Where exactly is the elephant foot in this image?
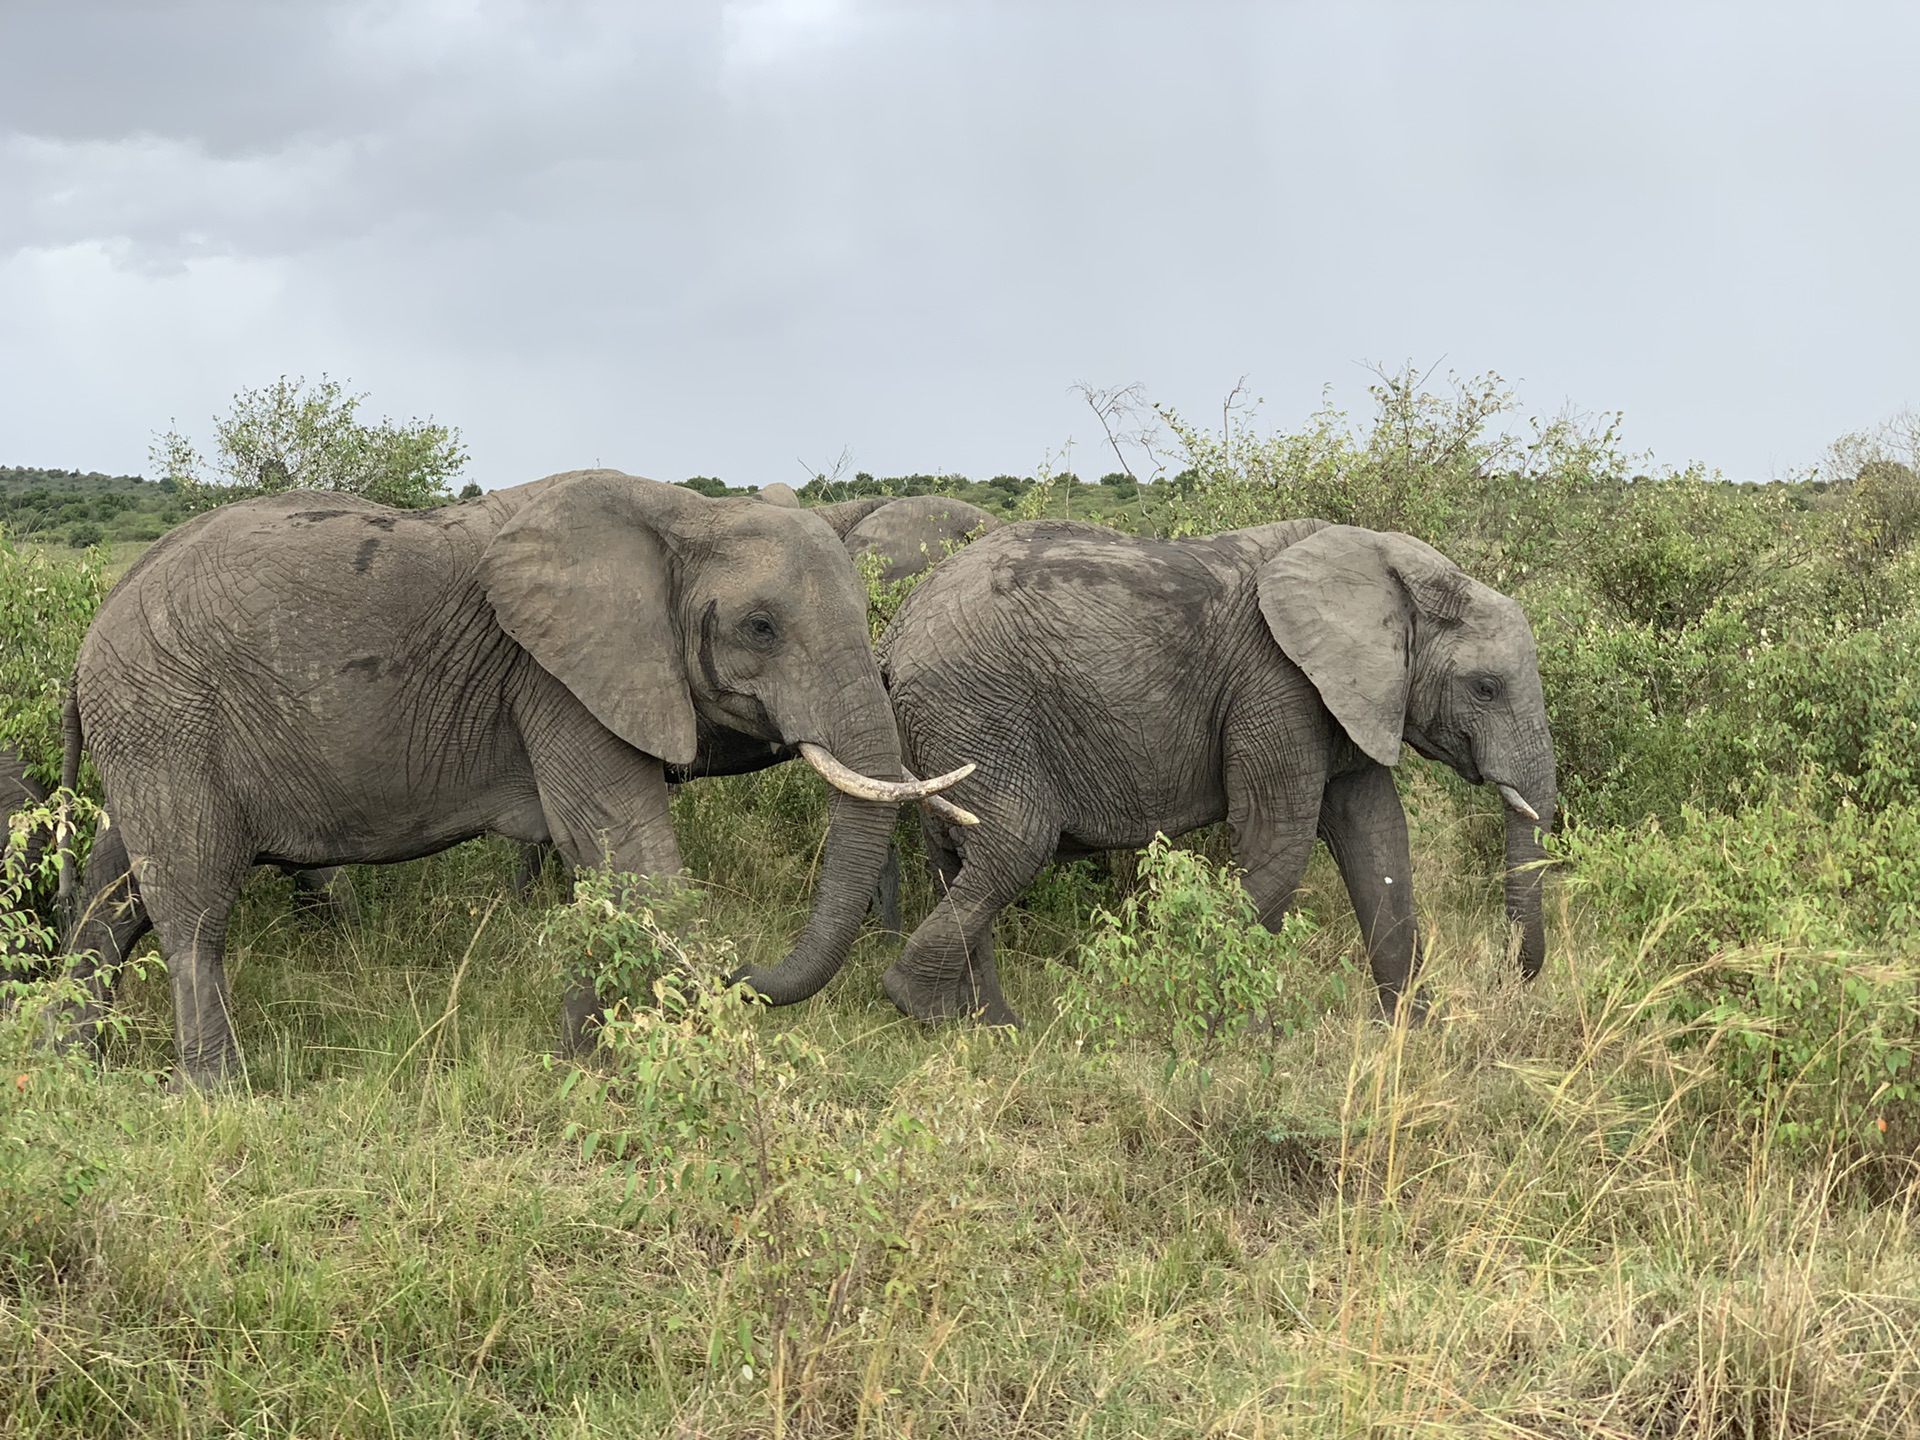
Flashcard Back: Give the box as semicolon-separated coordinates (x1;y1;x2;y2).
287;867;361;931
170;1048;244;1093
882;962;1022;1029
558;986;606;1057
1377;983;1431;1029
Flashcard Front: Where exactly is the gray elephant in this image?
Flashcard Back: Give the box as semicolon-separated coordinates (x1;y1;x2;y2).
59;470;965;1085
515;491;1001;908
810;495;1002;582
835;518;1557;1027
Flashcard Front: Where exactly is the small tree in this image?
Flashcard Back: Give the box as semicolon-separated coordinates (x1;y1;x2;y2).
151;375;468;511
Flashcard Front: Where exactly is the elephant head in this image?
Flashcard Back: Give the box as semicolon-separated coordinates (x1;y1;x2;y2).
479;472;957;1003
1259;525;1558;979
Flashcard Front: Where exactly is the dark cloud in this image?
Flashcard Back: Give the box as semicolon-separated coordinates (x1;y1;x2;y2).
1;0;1915;489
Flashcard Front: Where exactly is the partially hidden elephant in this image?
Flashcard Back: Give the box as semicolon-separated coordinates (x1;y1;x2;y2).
837;518;1558;1027
818;495;1003;584
60;470;967;1084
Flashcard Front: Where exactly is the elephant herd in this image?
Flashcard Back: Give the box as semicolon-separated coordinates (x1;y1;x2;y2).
5;469;1556;1087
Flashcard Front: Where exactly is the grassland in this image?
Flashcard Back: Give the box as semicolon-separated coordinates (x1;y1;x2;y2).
5;765;1918;1438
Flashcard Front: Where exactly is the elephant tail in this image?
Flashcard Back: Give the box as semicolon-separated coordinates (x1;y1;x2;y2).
56;680;82;917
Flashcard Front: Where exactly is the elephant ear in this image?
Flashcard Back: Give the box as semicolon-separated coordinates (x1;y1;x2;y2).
478;471;699;767
1255;524;1430;767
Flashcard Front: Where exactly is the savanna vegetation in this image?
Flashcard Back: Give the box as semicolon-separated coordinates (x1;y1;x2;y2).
4;373;1920;1436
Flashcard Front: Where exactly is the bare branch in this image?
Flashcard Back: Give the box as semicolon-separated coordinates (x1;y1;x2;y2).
795;445;855;499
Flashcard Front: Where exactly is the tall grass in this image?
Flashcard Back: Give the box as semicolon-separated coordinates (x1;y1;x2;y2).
4;779;1918;1437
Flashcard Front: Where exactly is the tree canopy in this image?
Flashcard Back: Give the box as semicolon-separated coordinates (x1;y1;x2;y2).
151;376;469;511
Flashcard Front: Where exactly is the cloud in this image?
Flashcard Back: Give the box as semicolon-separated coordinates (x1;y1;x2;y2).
1;0;1916;487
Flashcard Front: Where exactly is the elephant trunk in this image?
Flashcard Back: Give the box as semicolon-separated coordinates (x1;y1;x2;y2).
730;705;903;1006
1500;746;1557;981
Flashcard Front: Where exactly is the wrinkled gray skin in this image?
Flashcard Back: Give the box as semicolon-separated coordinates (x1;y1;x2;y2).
514;492;1000;921
62;470;905;1085
10;751;343;982
859;519;1557;1027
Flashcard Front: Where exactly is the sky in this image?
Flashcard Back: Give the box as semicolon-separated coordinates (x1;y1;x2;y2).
2;0;1916;490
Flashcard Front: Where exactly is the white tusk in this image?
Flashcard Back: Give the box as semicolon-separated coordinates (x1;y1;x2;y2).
1497;784;1540;822
918;788;980;827
798;743;975;805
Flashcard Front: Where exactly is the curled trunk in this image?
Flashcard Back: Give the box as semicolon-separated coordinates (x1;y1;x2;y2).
730;717;902;1006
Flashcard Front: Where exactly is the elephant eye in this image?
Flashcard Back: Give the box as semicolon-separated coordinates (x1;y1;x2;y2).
741;612;781;649
1470;674;1503;703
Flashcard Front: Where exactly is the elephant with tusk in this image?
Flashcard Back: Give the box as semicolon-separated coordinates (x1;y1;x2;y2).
858;518;1558;1028
513;489;999;899
57;470;968;1085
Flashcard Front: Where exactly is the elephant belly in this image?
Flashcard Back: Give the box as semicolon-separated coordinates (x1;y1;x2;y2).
1059;784;1228;854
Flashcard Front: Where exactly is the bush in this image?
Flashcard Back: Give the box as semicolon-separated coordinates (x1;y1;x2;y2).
0;534;107;785
538;863;709;1008
1055;834;1327;1057
152;374;468;511
1583;471;1790;633
548;869;993;1395
1567;790;1920;1153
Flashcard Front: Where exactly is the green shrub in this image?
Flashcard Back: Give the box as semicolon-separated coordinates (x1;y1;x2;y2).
1582;471;1791;633
0;533;107;785
539;862;709;1009
153;374;468;510
1055;834;1326;1056
1567;790;1920;1153
549;871;993;1391
1535;588;1920;830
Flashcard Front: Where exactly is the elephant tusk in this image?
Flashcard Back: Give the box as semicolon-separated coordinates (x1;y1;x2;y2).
1497;784;1540;822
914;782;980;827
798;743;976;806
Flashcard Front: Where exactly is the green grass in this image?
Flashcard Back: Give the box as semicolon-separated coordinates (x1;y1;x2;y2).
7;773;1918;1438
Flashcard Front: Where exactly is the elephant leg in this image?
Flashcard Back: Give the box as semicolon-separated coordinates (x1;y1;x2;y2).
884;820;1048;1028
131;841;254;1087
1317;762;1424;1021
516;696;684;1053
1223;728;1326;933
284;865;359;930
59;821;153;1050
510;840;556;898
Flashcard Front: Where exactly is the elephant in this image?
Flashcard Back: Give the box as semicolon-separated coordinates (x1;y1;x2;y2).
829;496;1002;584
767;493;1002;568
833;518;1557;1028
57;469;966;1085
513;492;1001;911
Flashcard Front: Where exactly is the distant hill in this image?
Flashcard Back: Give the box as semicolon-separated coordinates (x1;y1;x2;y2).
0;466;180;547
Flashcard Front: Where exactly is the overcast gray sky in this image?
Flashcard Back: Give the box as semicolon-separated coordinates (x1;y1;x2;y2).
2;1;1915;489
